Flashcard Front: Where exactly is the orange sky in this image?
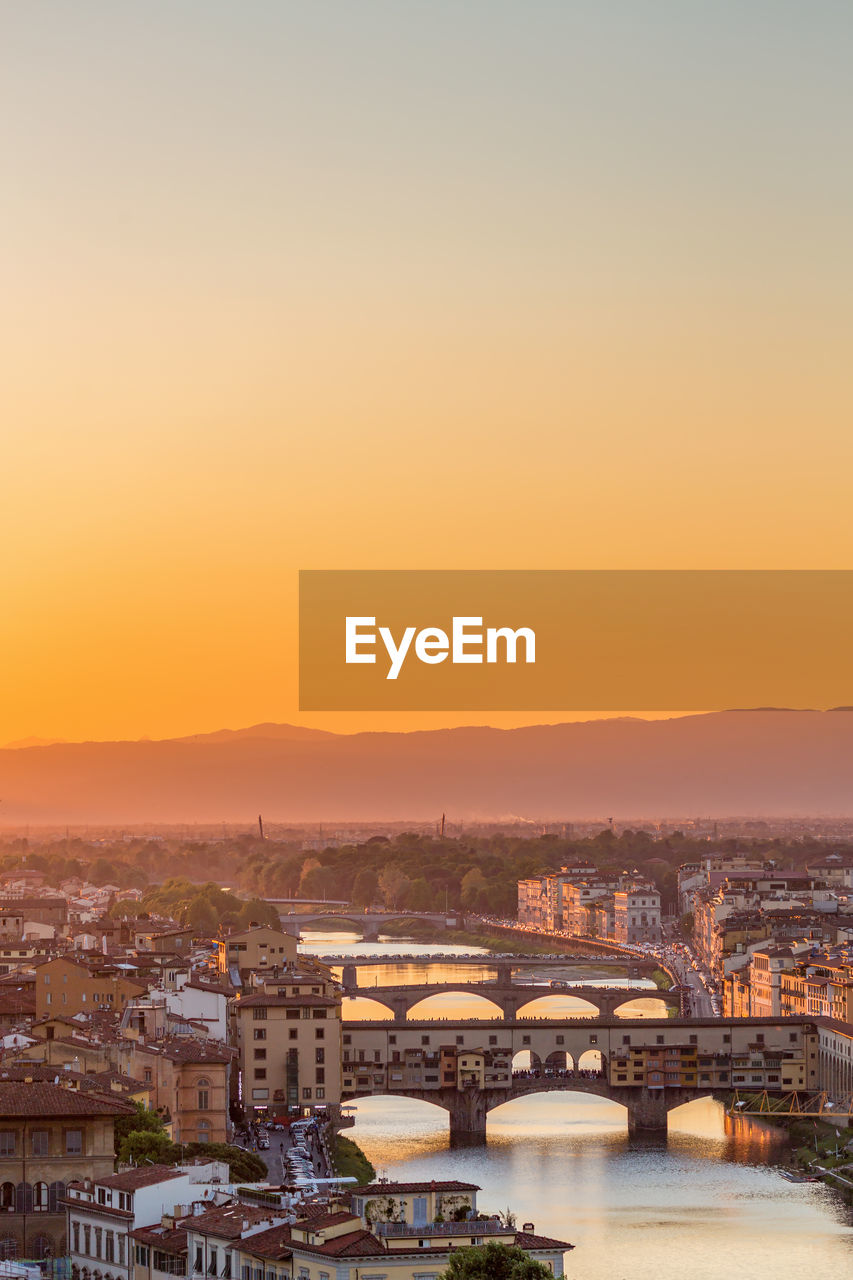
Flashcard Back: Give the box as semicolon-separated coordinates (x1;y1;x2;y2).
3;4;853;744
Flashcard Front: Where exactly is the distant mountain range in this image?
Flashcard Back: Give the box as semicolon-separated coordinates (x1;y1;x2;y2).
1;710;853;824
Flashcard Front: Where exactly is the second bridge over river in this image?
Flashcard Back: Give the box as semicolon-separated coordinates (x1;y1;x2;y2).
342;977;684;1020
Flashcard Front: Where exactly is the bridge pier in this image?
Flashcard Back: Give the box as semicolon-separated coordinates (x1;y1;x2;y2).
341;964;358;990
392;996;409;1022
625;1088;670;1139
447;1088;488;1146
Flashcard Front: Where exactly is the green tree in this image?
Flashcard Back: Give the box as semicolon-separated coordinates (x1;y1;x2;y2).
120;1130;172;1165
114;1102;169;1157
460;867;487;908
378;865;410;909
352;868;379;908
185;895;219;934
439;1242;553;1279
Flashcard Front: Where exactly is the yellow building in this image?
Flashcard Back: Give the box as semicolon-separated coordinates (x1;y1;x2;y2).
232;985;342;1119
36;956;146;1021
216;927;298;983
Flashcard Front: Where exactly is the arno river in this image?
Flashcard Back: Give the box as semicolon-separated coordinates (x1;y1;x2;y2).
299;931;853;1280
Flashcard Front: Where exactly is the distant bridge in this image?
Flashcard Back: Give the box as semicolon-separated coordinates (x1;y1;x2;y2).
339;1014;820;1143
276;909;462;940
325;954;657;978
341;978;682;1021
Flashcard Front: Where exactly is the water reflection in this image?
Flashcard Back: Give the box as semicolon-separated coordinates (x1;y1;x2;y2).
347;1093;853;1280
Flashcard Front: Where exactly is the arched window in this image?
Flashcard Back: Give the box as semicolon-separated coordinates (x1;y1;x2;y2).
0;1237;17;1261
31;1235;52;1261
0;1183;15;1210
196;1078;210;1110
33;1182;49;1212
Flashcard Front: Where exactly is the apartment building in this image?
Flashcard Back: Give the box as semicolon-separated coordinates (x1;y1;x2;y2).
0;1081;134;1262
613;886;661;945
66;1165;194;1280
36;956;146;1021
215;928;298;985
232;985;342;1120
128;1040;234;1145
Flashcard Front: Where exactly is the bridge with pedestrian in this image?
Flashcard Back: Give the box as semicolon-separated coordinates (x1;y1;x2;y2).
341;977;683;1020
339;1014;820;1144
329;955;658;979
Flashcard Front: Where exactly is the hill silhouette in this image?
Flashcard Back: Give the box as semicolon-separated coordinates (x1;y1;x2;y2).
1;710;852;823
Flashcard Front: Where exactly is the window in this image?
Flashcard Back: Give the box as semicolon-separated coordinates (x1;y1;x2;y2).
315;1027;324;1040
252;1008;267;1021
315;1087;325;1099
0;1134;14;1157
656;1035;664;1045
32;1131;49;1156
489;1035;497;1045
72;1224;80;1252
315;1048;325;1064
253;1029;266;1041
255;1069;267;1080
144;1068;153;1082
197;1080;210;1110
0;1185;15;1210
456;1035;464;1045
421;1036;430;1046
105;1234;115;1263
66;1129;83;1155
254;1049;267;1060
289;1029;298;1040
315;1068;325;1084
302;1088;312;1100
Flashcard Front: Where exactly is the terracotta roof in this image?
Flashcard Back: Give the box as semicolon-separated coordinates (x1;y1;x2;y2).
0;1081;136;1117
186;1204;275;1239
515;1230;574;1251
132;1223;189;1252
135;1038;234;1063
97;1165;186;1192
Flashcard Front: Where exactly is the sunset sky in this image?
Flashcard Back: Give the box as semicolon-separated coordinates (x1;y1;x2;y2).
3;3;853;744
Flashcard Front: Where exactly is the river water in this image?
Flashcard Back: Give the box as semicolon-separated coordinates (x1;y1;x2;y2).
298;931;853;1278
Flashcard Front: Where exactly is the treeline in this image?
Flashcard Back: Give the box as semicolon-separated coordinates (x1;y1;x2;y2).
1;830;845;917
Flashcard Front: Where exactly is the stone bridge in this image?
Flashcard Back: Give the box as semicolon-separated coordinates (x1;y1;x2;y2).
275;910;462;940
342;979;682;1020
342;1076;719;1144
340;1014;820;1144
335;956;658;980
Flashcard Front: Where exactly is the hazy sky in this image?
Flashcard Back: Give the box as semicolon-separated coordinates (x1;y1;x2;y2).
3;3;852;742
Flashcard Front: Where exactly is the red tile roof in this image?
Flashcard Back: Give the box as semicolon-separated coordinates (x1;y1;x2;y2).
0;1081;136;1117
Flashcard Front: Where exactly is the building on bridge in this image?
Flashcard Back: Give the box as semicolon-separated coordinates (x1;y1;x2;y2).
340;1016;820;1142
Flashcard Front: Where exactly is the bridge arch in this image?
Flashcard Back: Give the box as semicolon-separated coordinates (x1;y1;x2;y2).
613;994;673;1018
406;991;504;1020
341;995;398;1020
512;1049;542;1073
514;993;600;1019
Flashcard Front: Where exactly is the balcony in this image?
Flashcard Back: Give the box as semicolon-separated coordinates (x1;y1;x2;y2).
375;1220;510;1239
